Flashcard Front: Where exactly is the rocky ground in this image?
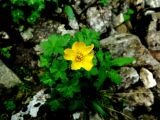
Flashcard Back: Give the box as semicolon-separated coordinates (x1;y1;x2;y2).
1;0;160;119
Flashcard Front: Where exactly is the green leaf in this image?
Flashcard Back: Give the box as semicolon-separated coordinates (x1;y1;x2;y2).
93;57;97;66
107;69;122;84
11;9;24;22
39;72;55;86
27;11;40;24
4;99;16;111
69;100;84;111
127;9;134;15
59;61;68;71
50;60;68;73
11;0;24;5
99;0;109;6
104;52;111;62
104;51;112;68
94;67;107;90
123;14;131;22
85;67;98;79
96;50;104;63
54;71;67;81
71;71;82;80
0;46;12;58
74;32;84;42
48;99;62;111
81;28;100;47
89;67;99;76
73;28;100;48
48;34;59;47
92;101;107;117
59;34;71;47
39;56;50;67
64;5;75;20
40;40;54;56
111;57;135;67
56;79;80;98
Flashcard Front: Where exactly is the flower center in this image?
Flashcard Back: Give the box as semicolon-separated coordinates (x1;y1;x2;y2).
75;52;84;62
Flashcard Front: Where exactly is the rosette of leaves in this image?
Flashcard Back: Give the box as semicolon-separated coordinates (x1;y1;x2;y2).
39;28;135;119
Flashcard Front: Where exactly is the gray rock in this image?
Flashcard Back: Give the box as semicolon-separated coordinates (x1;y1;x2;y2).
11;89;50;120
82;0;96;4
119;67;139;89
112;13;125;27
0;60;21;88
100;33;160;88
140;67;157;88
138;114;157;120
90;113;103;120
32;19;61;43
145;0;160;8
0;31;9;39
72;0;82;15
134;0;145;7
20;28;34;41
145;12;160;50
86;7;112;33
68;18;79;30
120;87;154;107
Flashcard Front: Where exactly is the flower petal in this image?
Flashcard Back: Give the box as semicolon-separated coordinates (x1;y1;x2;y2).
81;52;94;71
72;41;86;51
64;48;75;60
82;62;93;71
71;61;82;70
72;42;94;55
83;44;94;55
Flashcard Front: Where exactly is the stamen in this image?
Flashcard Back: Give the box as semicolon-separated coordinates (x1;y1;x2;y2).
75;52;83;62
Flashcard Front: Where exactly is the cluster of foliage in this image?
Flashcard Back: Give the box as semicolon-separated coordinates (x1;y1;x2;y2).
0;46;12;58
123;8;134;22
2;0;71;24
39;28;135;119
99;0;109;6
3;99;16;111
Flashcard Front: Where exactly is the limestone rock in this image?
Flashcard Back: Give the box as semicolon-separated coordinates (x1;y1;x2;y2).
86;7;112;33
73;112;81;120
0;60;21;88
72;0;82;15
145;12;160;50
20;28;34;41
82;0;96;4
68;18;79;30
140;67;157;88
138;114;157;120
11;89;50;120
145;0;160;8
113;13;124;27
0;31;9;39
121;87;154;107
100;33;160;88
119;67;139;89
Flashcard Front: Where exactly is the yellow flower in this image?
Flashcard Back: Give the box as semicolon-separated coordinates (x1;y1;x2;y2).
64;41;94;71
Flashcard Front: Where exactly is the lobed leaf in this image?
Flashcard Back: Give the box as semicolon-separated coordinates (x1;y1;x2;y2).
107;69;122;84
111;57;135;67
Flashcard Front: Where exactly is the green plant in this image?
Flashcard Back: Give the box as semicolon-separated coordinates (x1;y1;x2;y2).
64;5;75;20
123;9;134;22
4;99;16;111
10;0;45;24
3;0;71;24
39;28;135;119
99;0;109;6
0;46;12;58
